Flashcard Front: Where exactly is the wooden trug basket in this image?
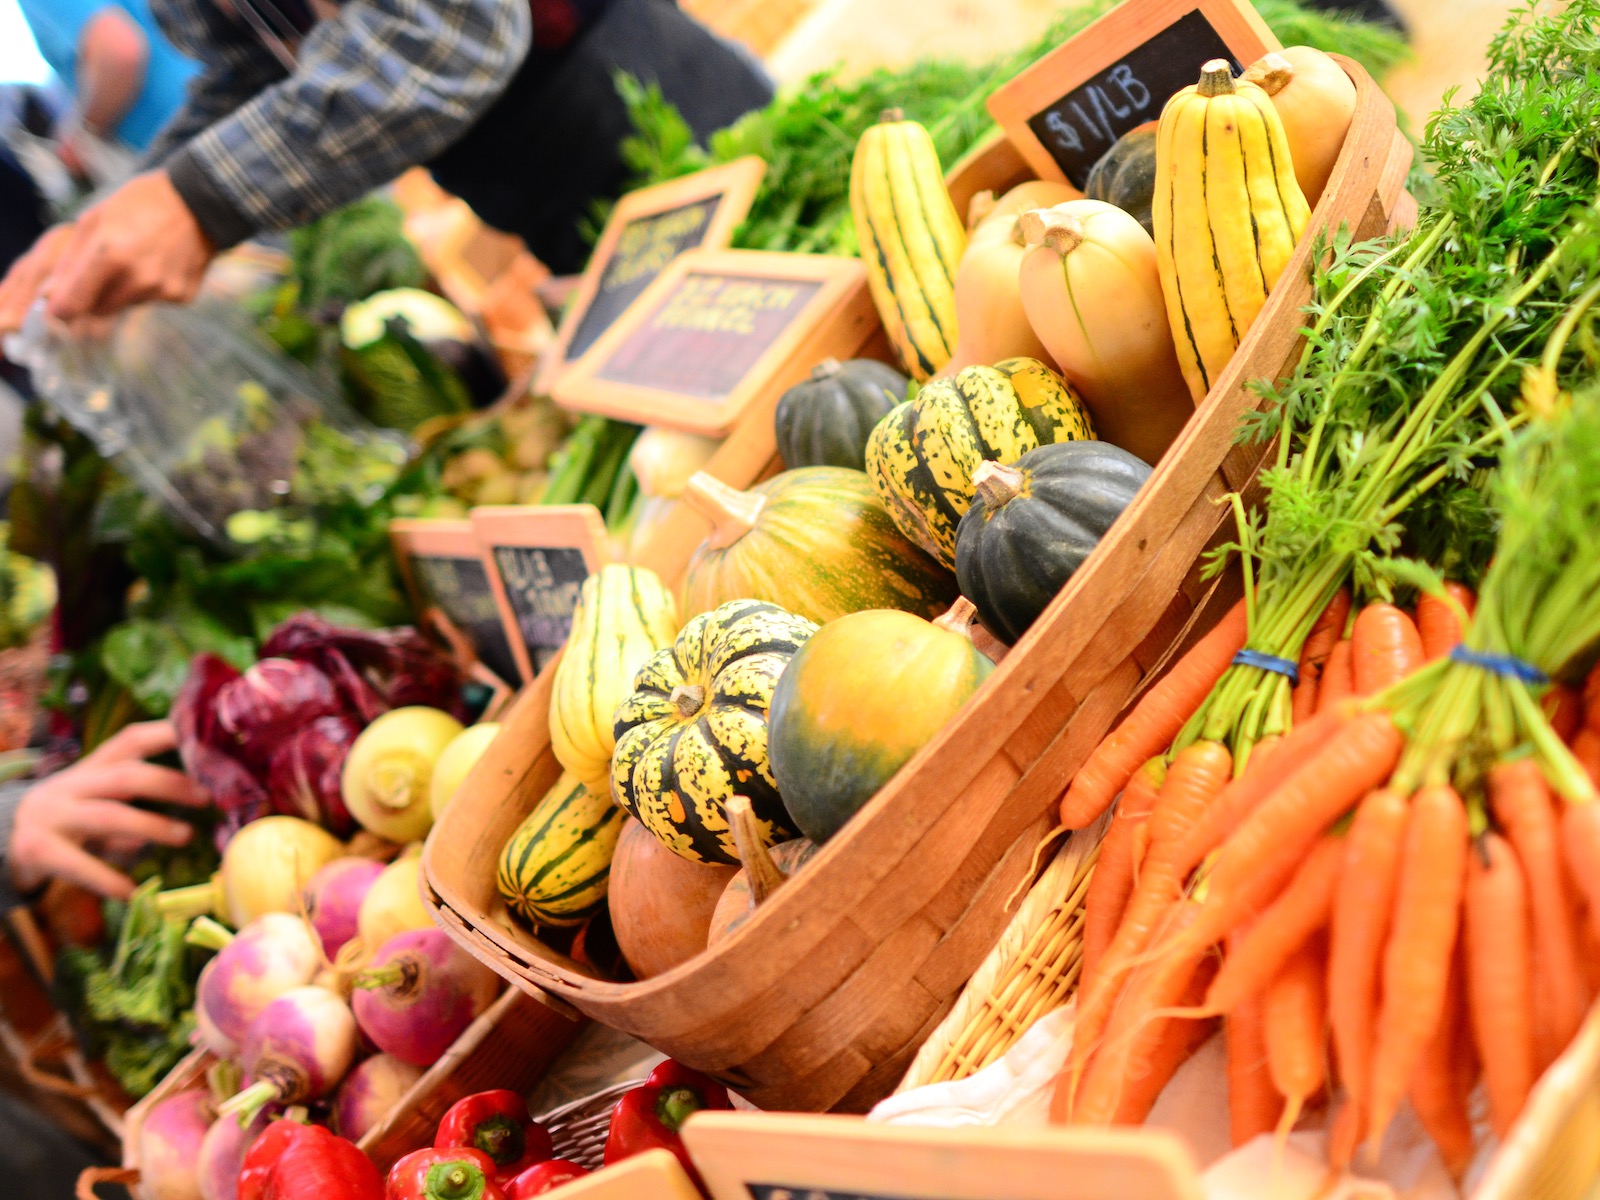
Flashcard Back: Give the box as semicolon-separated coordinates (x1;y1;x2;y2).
425;59;1413;1115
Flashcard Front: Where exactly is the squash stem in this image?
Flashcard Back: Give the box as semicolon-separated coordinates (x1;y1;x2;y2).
725;797;785;905
1244;53;1293;97
1196;60;1237;97
932;598;979;636
971;460;1024;510
669;684;706;720
681;472;766;550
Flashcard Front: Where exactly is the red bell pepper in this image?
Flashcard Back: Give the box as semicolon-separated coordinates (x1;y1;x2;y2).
387;1147;509;1200
602;1059;731;1179
505;1159;590;1198
239;1120;382;1200
435;1090;553;1183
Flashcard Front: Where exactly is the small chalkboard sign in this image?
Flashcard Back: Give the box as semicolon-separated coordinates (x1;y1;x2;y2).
470;505;611;685
528;1149;700;1199
682;1112;1203;1200
988;0;1278;186
554;249;869;436
537;158;767;390
390;519;522;688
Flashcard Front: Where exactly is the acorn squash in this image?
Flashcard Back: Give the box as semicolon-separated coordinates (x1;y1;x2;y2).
680;467;956;625
865;357;1093;567
611;600;817;865
1083;122;1159;235
767;607;994;843
609;819;736;979
954;444;1152;645
1244;47;1356;207
1017;200;1192;466
774;358;906;472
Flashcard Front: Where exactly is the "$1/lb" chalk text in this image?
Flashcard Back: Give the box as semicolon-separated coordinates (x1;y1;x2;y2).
1044;63;1152;155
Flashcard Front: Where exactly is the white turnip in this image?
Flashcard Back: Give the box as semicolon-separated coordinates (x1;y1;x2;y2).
191;960;237;1059
197;913;321;1046
303;857;385;958
221;986;359;1123
196;1109;268;1200
341;707;463;842
159;816;345;926
332;1053;424;1140
356;855;433;951
351;929;498;1066
139;1089;215;1200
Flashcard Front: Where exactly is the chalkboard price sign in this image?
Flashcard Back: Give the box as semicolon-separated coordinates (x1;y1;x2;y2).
988;0;1277;186
390;520;522;688
554;249;872;436
539;158;766;390
470;505;611;684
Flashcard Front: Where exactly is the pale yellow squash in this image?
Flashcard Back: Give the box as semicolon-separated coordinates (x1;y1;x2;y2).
1244;47;1356;207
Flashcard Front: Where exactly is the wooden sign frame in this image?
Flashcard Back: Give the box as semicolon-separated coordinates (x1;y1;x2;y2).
540;1149;701;1199
553;249;867;436
389;518;522;689
987;0;1278;185
537;157;767;390
470;504;611;685
682;1112;1204;1200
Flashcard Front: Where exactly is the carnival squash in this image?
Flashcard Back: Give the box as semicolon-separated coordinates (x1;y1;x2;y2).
1244;47;1356;206
1017;200;1192;465
865;357;1093;567
612;600;816;864
768;607;994;843
1154;60;1311;401
609;818;737;979
549;565;678;791
954;444;1152;645
1083;122;1159;234
706;798;820;947
496;771;624;927
774;358;906;471
680;467;956;625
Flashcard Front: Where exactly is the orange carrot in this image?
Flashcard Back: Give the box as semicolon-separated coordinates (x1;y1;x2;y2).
1544;684;1582;745
1263;935;1328;1136
1316;639;1355;713
1406;946;1475;1179
1060;600;1248;830
1351;603;1425;694
1416;582;1475;661
1081;759;1164;983
1327;787;1408;1155
1204;834;1342;1015
1292;588;1352;722
1573;728;1600;788
1112;957;1218;1125
1367;784;1469;1144
1561;801;1600;943
1464;831;1535;1137
1489;759;1589;1070
1228;987;1283;1146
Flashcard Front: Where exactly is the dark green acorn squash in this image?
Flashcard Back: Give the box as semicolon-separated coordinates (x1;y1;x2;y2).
1083;121;1159;236
775;358;907;471
954;442;1151;645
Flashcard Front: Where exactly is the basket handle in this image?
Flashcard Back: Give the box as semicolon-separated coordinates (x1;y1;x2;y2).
15;1018;100;1101
76;1167;140;1199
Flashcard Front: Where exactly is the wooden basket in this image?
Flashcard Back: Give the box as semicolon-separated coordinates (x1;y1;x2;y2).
542;1079;646;1170
424;59;1412;1115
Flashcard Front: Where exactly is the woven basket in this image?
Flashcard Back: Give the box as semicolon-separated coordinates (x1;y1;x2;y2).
542;1079;646;1171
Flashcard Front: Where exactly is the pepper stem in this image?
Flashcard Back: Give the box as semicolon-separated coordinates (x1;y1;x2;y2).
681;472;766;550
1244;52;1293;96
426;1160;490;1200
971;460;1025;510
1197;59;1237;97
656;1085;704;1134
185;916;235;951
473;1114;524;1164
669;684;707;720
725;796;785;905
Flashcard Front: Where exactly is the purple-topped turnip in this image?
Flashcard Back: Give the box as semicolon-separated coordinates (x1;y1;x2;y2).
139;1088;215;1200
333;1054;425;1140
192;960;237;1059
352;929;499;1066
303;857;385;958
196;1108;268;1200
195;913;321;1046
220;986;359;1123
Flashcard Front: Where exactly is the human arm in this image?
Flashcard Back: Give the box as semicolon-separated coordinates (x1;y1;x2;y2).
75;7;149;139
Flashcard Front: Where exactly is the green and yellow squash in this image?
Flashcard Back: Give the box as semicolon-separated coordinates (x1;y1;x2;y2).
549;565;679;791
865;357;1094;567
680;466;957;625
767;606;994;843
611;600;817;865
1153;60;1311;401
496;771;625;927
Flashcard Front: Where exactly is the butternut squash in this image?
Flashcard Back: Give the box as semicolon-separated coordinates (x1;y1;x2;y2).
1244;48;1356;208
1017;200;1192;465
1153;60;1311;402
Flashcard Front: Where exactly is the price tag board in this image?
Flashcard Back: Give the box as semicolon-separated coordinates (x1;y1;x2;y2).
470;505;611;685
682;1113;1202;1200
390;519;522;688
554;249;869;436
538;157;767;390
987;0;1278;187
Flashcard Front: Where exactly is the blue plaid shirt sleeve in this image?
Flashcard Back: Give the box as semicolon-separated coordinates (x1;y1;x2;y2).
152;0;532;250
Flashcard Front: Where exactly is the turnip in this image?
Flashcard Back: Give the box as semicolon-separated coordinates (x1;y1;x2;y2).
196;1109;268;1200
220;986;359;1123
191;960;237;1059
356;854;434;951
196;913;322;1046
303;857;385;958
333;1053;424;1140
139;1088;215;1200
429;722;501;820
351;929;499;1066
341;706;463;842
159;816;346;926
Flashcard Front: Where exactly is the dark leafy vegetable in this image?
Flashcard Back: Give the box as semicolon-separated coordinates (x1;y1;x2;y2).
266;714;362;835
217;659;344;767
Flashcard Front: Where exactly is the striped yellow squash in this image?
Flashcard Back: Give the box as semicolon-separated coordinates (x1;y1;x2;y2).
850;110;967;381
1153;59;1311;401
497;771;624;926
549;565;679;791
611;600;817;865
865;357;1094;566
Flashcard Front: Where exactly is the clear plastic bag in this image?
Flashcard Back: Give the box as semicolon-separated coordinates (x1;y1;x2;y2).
5;300;406;547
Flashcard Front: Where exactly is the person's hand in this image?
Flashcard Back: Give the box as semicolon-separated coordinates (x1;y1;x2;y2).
10;721;211;900
0;224;76;334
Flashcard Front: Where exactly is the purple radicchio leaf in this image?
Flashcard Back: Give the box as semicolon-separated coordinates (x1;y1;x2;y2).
172;654;267;840
265;713;360;837
215;658;344;768
259;613;466;721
